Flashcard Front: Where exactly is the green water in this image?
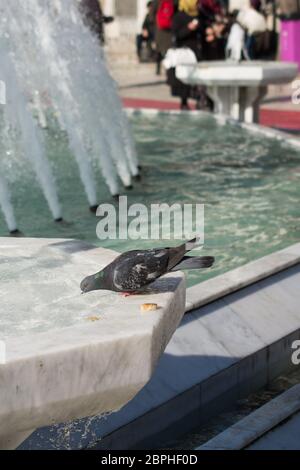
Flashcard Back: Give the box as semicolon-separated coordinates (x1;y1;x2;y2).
1;114;300;286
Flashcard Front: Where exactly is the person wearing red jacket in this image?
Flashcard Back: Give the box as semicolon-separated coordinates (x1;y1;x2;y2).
152;0;177;74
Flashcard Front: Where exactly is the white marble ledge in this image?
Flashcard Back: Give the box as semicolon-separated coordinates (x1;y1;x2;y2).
176;61;298;87
0;237;186;442
186;243;300;312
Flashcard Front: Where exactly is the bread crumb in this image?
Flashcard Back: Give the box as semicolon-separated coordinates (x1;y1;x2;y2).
86;316;101;322
140;303;158;312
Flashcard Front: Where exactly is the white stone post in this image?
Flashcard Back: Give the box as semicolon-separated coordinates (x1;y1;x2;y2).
207;86;239;118
103;0;120;39
230;86;240;121
240;86;267;124
207;85;268;123
103;0;115;16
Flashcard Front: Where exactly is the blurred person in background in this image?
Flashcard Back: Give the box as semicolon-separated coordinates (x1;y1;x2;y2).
153;0;177;74
167;0;201;110
199;0;228;60
136;1;156;62
165;0;213;110
237;0;267;59
226;9;250;61
172;0;202;59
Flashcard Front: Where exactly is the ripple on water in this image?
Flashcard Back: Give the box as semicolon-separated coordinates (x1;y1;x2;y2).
0;114;299;287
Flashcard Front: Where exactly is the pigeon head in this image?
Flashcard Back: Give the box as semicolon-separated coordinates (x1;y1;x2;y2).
80;271;105;294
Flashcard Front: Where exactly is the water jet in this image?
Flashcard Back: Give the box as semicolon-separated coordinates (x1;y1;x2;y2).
0;0;139;233
89;205;99;214
9;229;23;237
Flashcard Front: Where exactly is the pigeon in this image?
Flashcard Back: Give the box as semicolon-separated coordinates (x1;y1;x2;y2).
80;238;214;294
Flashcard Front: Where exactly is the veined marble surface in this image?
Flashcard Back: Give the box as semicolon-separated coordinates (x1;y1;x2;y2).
176;61;298;87
0;237;186;445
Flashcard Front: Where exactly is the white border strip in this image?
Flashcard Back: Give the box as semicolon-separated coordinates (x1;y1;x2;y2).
198;384;300;450
186;243;300;312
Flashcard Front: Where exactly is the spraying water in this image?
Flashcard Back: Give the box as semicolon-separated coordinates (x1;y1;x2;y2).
0;173;17;233
0;0;139;232
0;46;62;221
50;0;133;189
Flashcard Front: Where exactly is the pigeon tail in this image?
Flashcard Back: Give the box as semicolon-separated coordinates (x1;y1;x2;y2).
167;237;201;271
182;236;201;252
172;256;215;271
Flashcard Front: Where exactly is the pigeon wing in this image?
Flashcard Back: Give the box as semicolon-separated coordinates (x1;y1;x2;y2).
111;249;170;292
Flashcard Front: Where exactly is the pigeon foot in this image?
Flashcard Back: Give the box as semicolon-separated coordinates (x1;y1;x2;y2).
120;292;139;297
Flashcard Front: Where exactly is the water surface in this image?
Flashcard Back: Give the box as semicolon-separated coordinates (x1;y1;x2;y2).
1;114;299;286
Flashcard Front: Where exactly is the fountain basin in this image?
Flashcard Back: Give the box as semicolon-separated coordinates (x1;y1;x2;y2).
0;237;185;448
176;61;298;123
1;112;300;288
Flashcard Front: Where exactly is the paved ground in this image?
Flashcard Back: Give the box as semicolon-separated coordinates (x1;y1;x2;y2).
108;60;300;132
109;62;178;103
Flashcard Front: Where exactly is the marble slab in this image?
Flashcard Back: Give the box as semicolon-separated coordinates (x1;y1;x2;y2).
248;412;300;450
199;384;300;450
176;61;298;87
186;242;300;312
0;237;186;446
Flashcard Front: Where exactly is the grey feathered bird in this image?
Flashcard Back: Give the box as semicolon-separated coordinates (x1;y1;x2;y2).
80;238;214;294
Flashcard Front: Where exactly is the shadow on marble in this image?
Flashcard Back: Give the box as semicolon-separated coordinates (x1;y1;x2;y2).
19;260;300;450
19;351;236;450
